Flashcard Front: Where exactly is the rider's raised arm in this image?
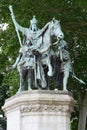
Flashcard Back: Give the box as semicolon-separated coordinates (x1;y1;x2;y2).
9;5;29;36
15;20;29;36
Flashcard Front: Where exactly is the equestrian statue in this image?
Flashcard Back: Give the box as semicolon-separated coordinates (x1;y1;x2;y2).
7;5;85;93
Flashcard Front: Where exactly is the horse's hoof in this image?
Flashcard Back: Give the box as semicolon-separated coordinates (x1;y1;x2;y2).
28;86;32;90
42;85;47;89
47;71;53;76
28;88;32;91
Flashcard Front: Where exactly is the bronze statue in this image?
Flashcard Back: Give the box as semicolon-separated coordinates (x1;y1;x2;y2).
8;5;85;93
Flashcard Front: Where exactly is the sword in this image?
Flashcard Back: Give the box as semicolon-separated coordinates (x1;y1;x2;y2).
72;73;86;85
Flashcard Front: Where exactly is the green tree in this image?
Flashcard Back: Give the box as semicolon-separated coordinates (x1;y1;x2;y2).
0;73;9;130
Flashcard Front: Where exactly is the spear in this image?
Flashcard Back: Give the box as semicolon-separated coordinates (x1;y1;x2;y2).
9;5;22;46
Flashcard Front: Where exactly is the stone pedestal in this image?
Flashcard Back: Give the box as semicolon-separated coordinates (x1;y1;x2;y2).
2;90;75;130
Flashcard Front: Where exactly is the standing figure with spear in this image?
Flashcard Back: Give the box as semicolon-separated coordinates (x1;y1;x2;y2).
8;5;47;92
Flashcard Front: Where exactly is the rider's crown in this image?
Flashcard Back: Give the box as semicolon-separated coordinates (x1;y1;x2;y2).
30;15;38;25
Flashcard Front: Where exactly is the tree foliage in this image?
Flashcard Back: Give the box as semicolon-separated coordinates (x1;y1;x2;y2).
0;0;87;129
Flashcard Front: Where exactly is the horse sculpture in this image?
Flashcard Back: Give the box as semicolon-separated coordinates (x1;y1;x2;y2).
29;18;64;76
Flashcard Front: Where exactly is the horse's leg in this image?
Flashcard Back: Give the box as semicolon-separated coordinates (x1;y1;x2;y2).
28;69;33;90
46;57;53;76
40;65;47;89
63;70;69;90
44;66;50;90
17;69;27;93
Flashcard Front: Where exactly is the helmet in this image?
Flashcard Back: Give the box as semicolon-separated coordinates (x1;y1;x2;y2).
30;15;38;25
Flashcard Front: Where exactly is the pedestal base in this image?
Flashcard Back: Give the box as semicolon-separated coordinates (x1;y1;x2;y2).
2;90;75;130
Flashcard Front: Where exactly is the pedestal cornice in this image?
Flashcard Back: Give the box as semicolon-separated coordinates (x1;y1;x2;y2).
2;90;75;114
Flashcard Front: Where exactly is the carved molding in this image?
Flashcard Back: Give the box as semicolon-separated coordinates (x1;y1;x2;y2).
20;104;72;113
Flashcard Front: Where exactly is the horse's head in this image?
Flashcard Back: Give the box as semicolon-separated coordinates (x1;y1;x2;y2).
49;18;64;40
